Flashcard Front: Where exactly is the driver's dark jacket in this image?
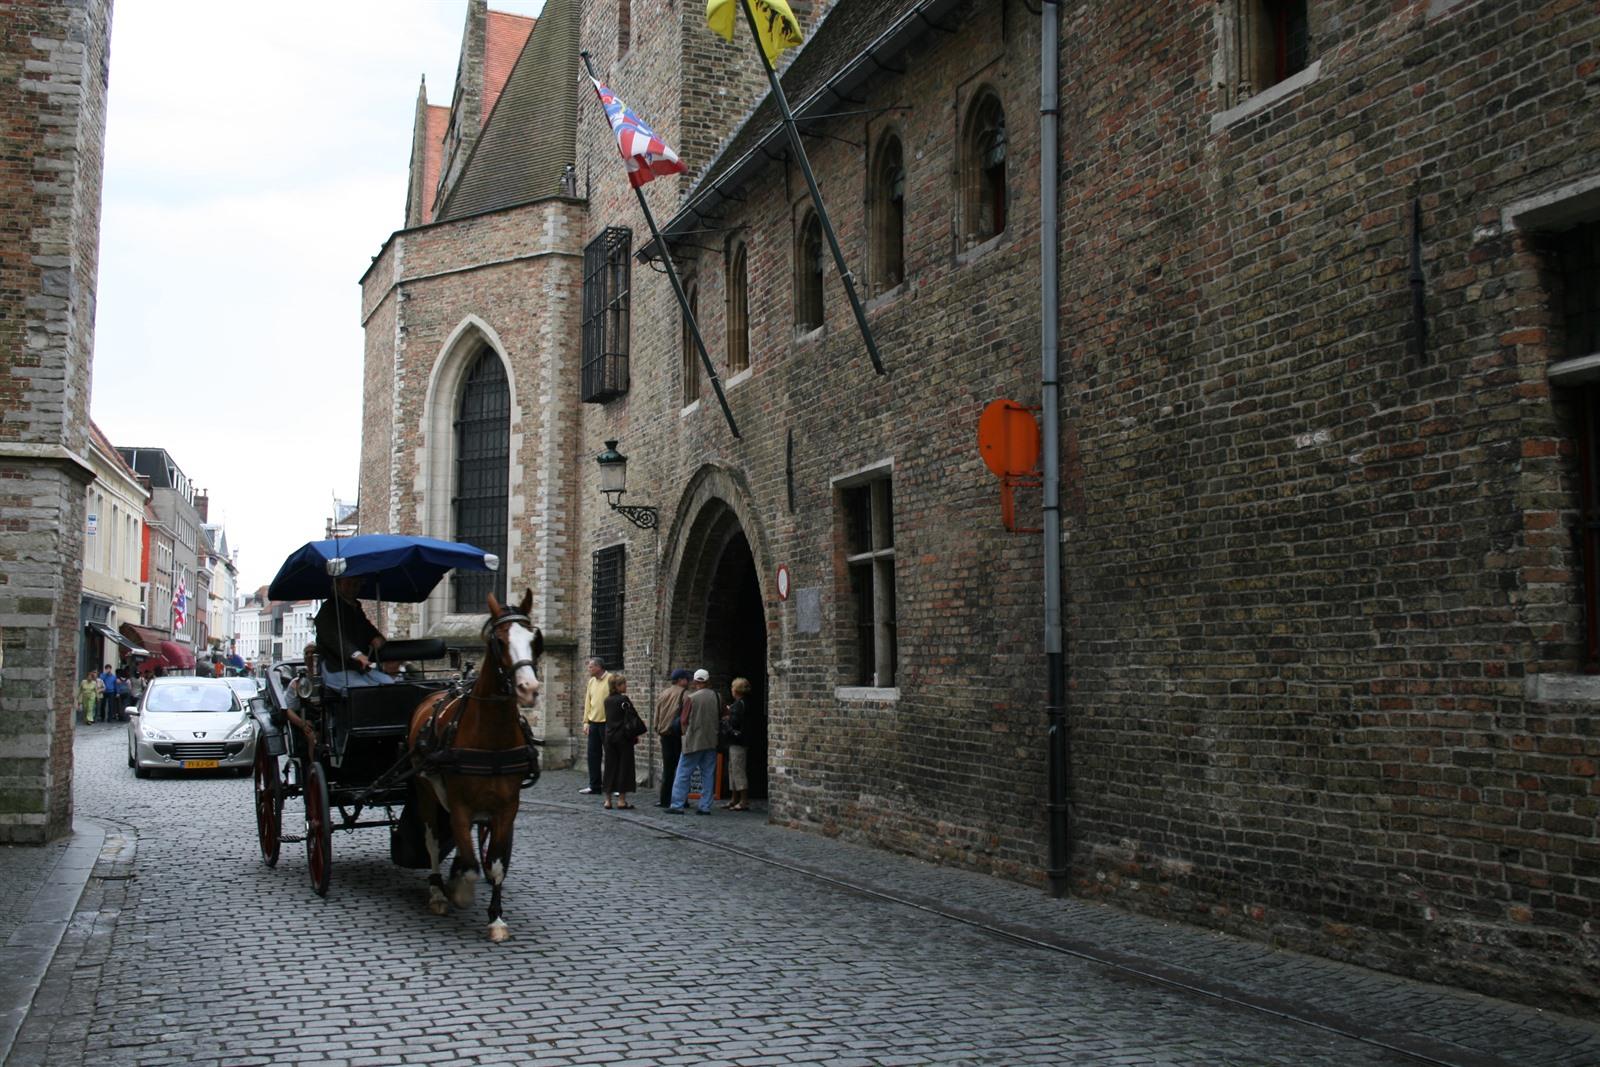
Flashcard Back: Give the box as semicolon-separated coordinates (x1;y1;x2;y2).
314;595;382;669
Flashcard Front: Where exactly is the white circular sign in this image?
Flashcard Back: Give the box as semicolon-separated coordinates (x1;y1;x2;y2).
776;564;790;601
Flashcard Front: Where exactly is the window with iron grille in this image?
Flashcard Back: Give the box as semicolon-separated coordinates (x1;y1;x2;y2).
591;545;625;671
582;227;632;403
453;350;509;613
839;474;896;687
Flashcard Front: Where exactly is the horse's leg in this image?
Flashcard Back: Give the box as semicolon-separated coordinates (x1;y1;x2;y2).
445;790;480;910
485;798;517;942
419;786;450;916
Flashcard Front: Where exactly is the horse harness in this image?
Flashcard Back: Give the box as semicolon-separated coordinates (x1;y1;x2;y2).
413;610;543;787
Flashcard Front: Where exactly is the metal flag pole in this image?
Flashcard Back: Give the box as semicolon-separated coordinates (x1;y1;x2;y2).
735;0;885;376
579;52;741;440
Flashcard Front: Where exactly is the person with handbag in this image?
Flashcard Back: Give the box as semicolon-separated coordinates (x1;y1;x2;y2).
653;668;691;807
601;673;644;809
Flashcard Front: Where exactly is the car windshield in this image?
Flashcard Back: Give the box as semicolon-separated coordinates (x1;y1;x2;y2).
145;684;237;714
225;679;258;696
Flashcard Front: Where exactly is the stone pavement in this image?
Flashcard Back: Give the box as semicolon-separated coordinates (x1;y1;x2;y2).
3;724;1598;1066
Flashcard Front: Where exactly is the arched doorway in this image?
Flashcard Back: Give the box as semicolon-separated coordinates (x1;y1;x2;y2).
669;498;768;799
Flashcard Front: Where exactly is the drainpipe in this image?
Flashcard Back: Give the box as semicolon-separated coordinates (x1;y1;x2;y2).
1040;0;1070;898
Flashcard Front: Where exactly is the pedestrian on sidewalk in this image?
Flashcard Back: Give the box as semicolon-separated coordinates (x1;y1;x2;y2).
579;657;611;796
667;669;721;815
78;671;101;724
97;663;116;723
601;673;642;809
654;668;690;807
720;677;751;811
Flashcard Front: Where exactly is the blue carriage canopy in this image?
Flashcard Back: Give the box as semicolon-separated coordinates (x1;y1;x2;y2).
267;534;499;603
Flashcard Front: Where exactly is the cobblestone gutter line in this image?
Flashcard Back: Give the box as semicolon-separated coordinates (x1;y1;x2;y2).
534;782;1600;1067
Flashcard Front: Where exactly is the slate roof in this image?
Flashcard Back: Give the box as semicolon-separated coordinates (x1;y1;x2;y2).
663;0;964;239
437;0;579;222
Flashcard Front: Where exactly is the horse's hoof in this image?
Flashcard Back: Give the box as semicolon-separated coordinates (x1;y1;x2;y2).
427;889;450;915
488;920;510;943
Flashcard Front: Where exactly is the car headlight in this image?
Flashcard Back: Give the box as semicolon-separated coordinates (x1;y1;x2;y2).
225;719;255;741
140;723;172;741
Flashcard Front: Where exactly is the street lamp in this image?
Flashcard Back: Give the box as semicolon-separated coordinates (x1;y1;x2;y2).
595;439;659;529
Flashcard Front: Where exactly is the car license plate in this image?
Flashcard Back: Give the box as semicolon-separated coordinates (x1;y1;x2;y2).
183;759;220;769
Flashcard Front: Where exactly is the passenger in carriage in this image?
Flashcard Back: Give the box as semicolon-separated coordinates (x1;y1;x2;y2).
315;575;394;691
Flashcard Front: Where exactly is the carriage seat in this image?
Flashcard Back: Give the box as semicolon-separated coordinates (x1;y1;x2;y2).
378;637;447;662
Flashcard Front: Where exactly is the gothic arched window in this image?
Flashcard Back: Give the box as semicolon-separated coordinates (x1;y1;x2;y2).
453;349;509;612
962;90;1007;245
727;238;750;373
796;212;824;333
870;132;906;291
682;280;700;406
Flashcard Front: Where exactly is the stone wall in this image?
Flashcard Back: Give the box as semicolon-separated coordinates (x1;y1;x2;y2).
0;0;113;842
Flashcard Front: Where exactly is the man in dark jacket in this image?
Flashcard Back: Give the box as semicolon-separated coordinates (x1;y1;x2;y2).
314;576;391;688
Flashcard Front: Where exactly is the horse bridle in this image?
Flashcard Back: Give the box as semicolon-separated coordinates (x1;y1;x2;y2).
481;610;540;699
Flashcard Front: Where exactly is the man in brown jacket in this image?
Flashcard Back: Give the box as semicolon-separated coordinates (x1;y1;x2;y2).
653;668;691;807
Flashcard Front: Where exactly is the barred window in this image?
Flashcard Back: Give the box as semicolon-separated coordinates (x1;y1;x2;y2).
796;212;824;333
452;350;509;613
591;545;625;671
839;473;896;687
582;227;631;403
961;91;1006;245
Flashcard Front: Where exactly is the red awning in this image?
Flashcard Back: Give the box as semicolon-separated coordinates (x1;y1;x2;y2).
158;641;196;670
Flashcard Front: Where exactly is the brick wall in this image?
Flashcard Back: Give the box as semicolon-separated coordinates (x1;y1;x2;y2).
558;0;1600;1010
0;0;112;842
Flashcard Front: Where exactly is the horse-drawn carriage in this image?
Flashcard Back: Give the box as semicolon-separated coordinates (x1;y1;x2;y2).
249;534;544;940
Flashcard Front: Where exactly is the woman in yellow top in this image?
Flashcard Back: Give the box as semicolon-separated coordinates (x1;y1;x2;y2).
78;671;102;724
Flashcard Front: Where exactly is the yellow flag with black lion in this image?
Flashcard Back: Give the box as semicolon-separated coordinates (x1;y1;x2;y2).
706;0;804;66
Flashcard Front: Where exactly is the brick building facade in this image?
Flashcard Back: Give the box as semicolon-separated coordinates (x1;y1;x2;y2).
361;0;1600;1008
0;0;113;842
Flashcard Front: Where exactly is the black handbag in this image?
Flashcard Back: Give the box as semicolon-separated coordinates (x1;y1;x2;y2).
621;698;647;740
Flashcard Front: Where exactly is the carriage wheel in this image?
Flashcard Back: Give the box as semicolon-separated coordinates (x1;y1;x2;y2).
304;761;332;897
253;742;283;867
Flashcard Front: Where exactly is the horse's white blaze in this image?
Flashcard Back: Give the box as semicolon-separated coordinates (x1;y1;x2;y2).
507;621;540;705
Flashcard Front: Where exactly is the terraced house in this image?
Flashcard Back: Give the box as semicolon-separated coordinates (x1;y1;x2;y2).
357;0;1600;1009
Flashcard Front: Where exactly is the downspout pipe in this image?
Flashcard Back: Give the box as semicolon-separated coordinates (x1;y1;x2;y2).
1040;0;1070;898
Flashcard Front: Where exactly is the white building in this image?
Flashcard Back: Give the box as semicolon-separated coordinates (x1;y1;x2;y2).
80;422;149;677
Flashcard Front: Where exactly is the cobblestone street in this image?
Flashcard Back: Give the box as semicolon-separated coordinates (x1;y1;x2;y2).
7;726;1597;1066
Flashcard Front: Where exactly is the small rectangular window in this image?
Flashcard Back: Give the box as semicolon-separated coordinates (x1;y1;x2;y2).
591;545;626;671
581;227;632;403
839;475;896;687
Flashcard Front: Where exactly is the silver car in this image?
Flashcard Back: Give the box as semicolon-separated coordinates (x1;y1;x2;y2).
127;676;257;778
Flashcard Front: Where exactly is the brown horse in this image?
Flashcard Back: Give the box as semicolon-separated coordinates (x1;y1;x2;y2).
407;589;542;942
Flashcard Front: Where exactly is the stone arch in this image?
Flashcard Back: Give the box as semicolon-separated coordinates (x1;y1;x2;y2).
417;315;521;632
658;464;778;797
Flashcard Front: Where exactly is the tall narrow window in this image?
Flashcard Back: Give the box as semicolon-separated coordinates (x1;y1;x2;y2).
1555;221;1600;668
727;237;750;373
962;92;1006;245
839;474;896;687
796;212;824;332
681;281;700;406
591;545;625;670
582;227;632;402
871;134;906;291
453;350;509;613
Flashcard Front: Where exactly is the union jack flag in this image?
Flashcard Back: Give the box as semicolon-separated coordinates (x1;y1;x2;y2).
590;78;686;188
172;578;187;630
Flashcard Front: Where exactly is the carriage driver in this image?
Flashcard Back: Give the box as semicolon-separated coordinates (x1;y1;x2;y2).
314;576;393;690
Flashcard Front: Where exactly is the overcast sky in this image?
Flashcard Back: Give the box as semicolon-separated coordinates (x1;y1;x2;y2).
90;1;546;597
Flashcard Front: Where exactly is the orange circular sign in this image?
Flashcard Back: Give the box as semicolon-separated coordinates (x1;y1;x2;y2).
977;399;1040;477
